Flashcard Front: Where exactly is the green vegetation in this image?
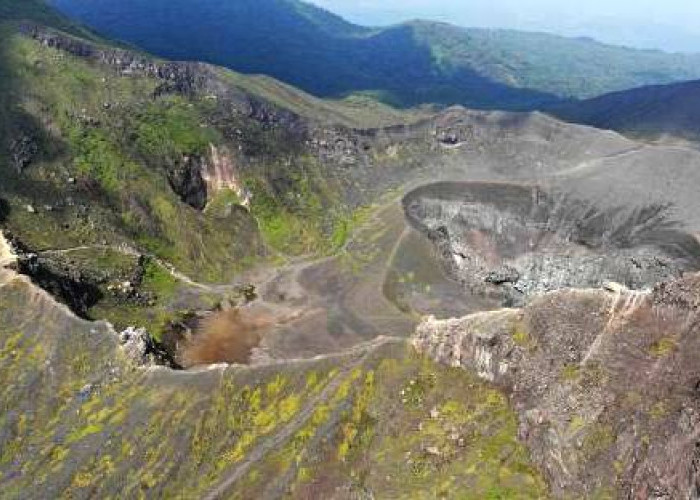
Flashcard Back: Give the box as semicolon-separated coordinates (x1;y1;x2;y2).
246;175;325;255
132;97;220;159
0;285;551;500
581;423;615;461
511;320;538;351
51;0;700;109
0;4;644;498
649;337;678;357
141;258;179;298
561;364;581;382
0;28;263;282
356;354;548;498
245;163;352;256
330;204;375;250
649;401;670;420
0;1;426;356
204;188;242;216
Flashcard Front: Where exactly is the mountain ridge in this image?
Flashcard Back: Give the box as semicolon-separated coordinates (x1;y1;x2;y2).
552;78;700;141
49;0;700;109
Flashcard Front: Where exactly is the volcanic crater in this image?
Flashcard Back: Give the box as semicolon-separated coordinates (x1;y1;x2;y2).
403;181;700;309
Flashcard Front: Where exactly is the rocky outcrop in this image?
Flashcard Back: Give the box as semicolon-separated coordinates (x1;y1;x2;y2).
9;133;39;172
165;154;209;210
23;24;312;133
16;252;104;318
202;144;250;206
165;145;250;210
414;276;700;498
25;24;207;97
118;326;179;368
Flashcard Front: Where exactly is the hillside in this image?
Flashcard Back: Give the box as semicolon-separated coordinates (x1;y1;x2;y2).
552;79;700;141
0;0;436;340
49;0;700;110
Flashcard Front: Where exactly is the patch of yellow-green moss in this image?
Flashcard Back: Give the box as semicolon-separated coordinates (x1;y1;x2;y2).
373;355;546;498
581;423;615;461
561;364;581;382
511;320;538;351
649;337;677;357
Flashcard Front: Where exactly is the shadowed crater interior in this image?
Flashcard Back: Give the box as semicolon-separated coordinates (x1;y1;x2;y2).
403;181;700;308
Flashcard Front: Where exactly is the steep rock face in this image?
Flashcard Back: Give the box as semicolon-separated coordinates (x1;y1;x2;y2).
167;145;249;211
414;277;700;498
25;24;209;97
202;144;250;206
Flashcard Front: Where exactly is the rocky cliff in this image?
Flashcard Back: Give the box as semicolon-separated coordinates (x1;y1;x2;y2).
414;277;700;498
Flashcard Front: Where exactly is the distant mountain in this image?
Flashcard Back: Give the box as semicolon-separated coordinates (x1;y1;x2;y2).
561;18;700;54
553;79;700;140
49;0;700;110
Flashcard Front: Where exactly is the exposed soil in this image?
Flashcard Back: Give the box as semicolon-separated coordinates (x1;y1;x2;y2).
178;309;267;366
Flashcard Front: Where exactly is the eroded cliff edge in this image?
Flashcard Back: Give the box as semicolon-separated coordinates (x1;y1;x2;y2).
414;276;700;498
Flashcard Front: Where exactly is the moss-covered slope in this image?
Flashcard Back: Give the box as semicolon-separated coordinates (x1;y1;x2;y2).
0;268;546;499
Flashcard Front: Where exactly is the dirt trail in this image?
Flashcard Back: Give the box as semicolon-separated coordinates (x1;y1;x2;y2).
39;244;220;292
207;192;472;362
31;191;446;364
554;145;646;177
250;200;423;360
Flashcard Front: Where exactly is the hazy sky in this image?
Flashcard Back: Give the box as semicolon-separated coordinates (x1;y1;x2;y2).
309;0;700;53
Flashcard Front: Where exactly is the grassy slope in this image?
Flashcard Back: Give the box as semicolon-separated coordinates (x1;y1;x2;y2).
0;29;256;272
0;274;547;498
0;30;259;333
49;0;700;109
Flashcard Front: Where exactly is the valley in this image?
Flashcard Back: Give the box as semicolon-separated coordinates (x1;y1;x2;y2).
3;1;700;498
